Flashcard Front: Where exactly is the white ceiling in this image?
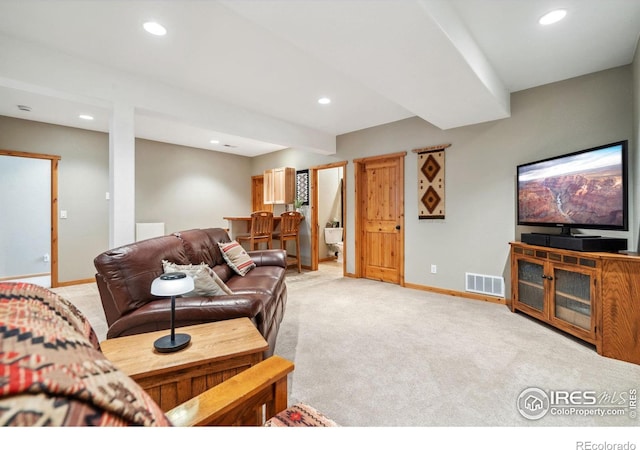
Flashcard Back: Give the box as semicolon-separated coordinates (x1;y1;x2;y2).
0;0;638;157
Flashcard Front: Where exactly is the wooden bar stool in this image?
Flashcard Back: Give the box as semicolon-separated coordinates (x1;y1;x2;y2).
272;211;302;272
237;211;274;250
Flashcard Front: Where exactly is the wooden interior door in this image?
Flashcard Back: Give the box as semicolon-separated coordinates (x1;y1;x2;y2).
251;175;272;212
355;152;405;284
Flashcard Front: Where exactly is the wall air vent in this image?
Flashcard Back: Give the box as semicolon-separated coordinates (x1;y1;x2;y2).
465;272;505;297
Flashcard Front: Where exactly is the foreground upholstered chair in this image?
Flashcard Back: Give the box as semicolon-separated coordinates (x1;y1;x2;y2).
0;282;336;427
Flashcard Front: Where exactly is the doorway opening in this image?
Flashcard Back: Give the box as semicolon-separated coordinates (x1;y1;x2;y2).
309;161;347;274
0;150;60;287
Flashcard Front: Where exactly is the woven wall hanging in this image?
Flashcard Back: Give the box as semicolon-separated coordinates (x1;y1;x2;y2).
413;144;450;219
296;169;309;205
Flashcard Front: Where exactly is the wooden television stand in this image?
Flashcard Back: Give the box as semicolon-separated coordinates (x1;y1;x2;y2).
510;241;640;366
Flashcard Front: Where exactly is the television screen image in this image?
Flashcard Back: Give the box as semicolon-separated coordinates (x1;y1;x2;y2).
517;141;628;233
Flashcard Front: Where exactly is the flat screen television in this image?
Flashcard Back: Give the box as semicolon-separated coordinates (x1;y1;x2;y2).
517;140;628;236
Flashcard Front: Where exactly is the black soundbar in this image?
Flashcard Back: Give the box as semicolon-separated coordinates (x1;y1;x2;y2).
521;233;627;252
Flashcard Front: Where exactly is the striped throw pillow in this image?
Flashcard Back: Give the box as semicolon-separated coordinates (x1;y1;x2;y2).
218;240;256;276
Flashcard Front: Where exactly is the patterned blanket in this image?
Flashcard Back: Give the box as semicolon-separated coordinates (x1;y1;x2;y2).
0;282;170;426
264;402;338;427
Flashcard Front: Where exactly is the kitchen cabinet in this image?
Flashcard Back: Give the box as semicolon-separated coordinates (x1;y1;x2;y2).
264;167;295;204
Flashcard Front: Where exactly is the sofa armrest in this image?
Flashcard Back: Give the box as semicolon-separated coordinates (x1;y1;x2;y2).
248;249;287;269
106;296;263;339
165;355;295;426
95;273;121;326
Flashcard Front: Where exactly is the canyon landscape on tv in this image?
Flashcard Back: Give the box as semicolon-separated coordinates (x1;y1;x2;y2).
518;146;624;227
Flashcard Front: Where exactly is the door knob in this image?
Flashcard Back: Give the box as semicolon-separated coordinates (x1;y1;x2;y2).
395;225;401;230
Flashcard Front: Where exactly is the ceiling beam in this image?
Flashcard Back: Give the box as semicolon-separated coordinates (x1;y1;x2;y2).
223;0;510;129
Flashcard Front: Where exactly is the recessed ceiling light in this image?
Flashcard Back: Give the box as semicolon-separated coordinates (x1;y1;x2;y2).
318;97;331;105
143;21;167;36
79;114;94;120
539;9;567;25
210;139;220;144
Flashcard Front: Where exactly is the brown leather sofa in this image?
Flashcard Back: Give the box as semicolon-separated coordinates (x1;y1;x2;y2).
93;228;287;357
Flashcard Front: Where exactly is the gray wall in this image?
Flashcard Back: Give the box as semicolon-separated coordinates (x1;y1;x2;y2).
337;66;634;294
256;66;635;295
0;117;109;282
0;117;254;283
135;139;253;233
0;63;636;292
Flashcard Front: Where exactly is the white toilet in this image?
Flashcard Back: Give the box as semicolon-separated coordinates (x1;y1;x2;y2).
324;228;344;262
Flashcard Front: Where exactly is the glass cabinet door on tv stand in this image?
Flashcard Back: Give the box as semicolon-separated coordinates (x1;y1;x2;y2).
514;257;547;320
550;267;594;335
511;245;597;346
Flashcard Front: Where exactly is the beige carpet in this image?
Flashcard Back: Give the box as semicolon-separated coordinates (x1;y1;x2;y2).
51;282;108;342
50;262;640;430
276;264;640;428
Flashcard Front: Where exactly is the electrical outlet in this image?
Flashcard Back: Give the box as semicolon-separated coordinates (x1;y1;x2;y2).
431;264;437;274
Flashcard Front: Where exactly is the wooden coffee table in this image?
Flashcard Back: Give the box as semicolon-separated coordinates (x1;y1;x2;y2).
100;318;268;411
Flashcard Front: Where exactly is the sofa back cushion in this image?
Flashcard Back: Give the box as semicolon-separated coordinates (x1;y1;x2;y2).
175;228;231;268
94;235;190;317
